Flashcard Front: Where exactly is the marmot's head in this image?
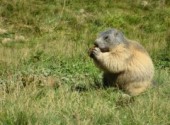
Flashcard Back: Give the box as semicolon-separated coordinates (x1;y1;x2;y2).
94;28;127;52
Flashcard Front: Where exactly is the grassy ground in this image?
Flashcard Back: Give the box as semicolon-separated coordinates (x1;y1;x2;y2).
0;0;170;124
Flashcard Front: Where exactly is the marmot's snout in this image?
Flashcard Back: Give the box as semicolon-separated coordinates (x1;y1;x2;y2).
94;41;99;47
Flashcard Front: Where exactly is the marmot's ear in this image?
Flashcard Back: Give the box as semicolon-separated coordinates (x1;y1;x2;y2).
117;29;124;36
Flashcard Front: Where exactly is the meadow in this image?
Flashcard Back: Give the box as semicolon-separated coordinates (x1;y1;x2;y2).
0;0;170;124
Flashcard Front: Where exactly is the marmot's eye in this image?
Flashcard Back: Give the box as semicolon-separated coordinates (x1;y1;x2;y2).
104;36;109;40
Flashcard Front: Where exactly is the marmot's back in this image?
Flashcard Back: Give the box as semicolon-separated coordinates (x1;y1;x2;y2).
126;41;154;77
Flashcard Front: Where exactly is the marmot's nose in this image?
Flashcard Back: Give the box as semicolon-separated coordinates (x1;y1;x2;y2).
94;41;98;47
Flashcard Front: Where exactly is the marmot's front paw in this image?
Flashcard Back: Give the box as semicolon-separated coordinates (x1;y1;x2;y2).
89;47;101;58
88;46;95;58
92;47;101;56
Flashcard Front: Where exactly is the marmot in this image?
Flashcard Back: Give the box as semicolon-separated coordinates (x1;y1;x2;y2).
89;28;154;96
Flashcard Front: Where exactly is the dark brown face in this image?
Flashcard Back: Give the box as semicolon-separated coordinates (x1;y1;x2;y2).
94;28;126;52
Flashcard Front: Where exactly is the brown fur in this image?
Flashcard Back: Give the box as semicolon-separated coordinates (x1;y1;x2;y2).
91;39;154;96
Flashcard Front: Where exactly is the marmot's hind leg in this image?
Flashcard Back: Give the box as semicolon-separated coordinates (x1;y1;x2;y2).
125;81;152;96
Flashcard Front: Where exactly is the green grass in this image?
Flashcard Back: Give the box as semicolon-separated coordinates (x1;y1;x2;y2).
0;0;170;124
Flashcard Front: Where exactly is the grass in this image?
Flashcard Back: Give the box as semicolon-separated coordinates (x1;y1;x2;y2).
0;0;170;124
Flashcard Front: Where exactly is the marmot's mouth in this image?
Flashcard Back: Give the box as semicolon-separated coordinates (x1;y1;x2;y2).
99;47;109;52
94;43;109;52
